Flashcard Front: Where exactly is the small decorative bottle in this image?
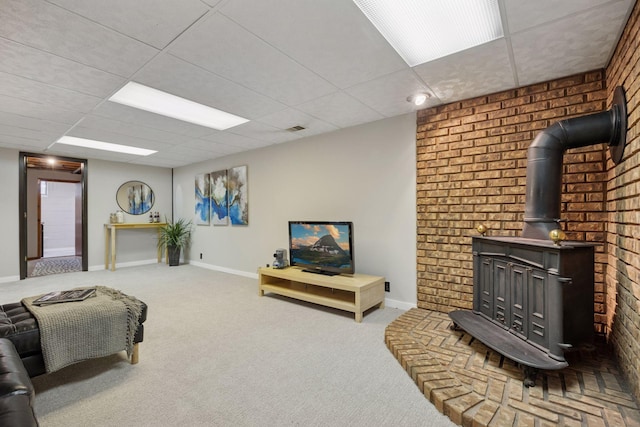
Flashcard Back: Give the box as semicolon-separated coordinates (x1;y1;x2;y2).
149;211;154;223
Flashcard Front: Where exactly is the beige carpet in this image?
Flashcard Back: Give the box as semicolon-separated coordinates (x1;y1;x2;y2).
0;264;456;427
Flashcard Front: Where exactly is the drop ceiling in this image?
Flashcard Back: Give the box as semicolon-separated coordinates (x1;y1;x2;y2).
0;0;635;168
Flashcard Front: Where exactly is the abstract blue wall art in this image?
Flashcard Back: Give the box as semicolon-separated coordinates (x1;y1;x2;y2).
195;173;210;225
116;181;155;215
210;169;228;225
228;165;248;225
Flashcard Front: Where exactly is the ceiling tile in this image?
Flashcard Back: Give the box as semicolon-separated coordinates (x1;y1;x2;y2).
296;92;386;129
47;0;210;49
227;121;300;145
512;2;632;86
167;12;338;105
0;137;50;151
414;39;516;102
90;102;215;139
197;130;265;149
0;112;71;134
182;138;244;156
150;145;220;165
256;108;339;137
0;39;125;98
66;126;174;152
77;115;190;145
505;0;624;33
0;94;83;125
220;0;408;89
0;123;60;143
129;156;192;168
0;0;159;77
0;72;102;113
134;54;287;120
47;144;146;163
346;69;434;117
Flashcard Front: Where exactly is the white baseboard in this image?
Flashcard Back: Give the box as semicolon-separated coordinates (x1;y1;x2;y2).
188;261;258;279
0;275;20;284
189;261;417;309
384;298;417;311
89;258;159;271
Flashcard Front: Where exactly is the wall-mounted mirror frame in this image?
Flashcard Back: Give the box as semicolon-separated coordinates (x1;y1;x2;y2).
116;181;155;215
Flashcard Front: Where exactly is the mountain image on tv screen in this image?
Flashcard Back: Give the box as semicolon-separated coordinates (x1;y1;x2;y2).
290;223;351;268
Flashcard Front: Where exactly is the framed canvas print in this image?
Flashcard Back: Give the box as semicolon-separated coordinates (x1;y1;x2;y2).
195;173;210;225
210;169;228;225
228;165;248;225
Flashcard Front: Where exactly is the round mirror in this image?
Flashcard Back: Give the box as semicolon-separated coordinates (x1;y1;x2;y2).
116;181;155;215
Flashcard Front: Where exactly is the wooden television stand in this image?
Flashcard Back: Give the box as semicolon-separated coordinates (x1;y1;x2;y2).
258;267;385;322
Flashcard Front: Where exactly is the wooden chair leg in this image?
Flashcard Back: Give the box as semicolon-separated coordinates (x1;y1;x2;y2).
131;343;139;364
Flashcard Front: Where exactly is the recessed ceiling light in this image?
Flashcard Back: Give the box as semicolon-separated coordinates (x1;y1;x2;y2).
55;136;157;156
353;0;503;66
109;82;249;131
407;93;430;106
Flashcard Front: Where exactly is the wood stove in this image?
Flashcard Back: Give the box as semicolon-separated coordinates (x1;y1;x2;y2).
449;87;628;386
450;236;596;385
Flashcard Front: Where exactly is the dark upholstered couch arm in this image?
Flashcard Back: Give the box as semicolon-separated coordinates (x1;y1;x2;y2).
0;338;38;427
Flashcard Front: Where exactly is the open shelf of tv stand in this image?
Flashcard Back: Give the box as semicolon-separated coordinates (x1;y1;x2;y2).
258;267;385;322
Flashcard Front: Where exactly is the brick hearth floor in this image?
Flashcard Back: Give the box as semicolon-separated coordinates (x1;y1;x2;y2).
385;308;640;426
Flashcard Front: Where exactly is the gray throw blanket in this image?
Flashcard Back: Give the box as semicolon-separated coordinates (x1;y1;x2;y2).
22;286;142;373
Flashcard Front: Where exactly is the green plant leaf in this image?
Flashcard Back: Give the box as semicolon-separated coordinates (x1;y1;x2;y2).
157;217;193;249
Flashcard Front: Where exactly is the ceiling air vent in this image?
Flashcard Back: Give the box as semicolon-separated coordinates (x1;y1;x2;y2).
286;125;306;132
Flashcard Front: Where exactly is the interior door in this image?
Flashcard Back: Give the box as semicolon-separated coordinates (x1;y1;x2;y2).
19;153;88;279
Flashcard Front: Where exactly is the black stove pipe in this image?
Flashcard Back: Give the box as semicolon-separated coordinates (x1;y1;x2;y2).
521;87;627;240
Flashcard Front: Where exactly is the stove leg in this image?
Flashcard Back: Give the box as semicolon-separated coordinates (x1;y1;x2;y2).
449;322;461;331
523;366;538;387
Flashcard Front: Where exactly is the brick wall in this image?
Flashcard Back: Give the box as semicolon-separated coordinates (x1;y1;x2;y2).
416;0;640;399
605;0;640;400
416;71;609;329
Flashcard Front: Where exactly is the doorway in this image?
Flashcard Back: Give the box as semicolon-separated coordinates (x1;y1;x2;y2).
19;153;88;279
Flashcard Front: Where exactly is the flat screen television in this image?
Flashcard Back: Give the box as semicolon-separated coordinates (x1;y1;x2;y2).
288;221;354;276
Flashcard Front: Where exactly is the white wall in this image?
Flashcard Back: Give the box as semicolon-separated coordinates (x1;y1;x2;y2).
42;181;79;257
26;168;81;258
87;159;173;269
0;148;20;281
0;150;173;281
174;113;418;308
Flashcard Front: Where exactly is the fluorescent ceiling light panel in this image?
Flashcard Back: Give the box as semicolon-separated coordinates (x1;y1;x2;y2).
56;136;157;156
353;0;503;66
109;82;249;130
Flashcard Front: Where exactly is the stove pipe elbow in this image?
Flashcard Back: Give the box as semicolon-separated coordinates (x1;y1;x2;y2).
521;87;627;240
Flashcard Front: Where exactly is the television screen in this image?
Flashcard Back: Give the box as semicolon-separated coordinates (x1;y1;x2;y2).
288;221;354;276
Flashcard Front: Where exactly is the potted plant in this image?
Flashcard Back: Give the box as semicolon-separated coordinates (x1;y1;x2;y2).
158;218;192;266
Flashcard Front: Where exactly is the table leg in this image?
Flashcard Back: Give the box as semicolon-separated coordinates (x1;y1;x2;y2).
104;226;109;270
110;227;116;271
156;228;162;263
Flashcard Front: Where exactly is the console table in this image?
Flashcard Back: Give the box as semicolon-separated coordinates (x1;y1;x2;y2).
258;267;385;322
104;223;167;271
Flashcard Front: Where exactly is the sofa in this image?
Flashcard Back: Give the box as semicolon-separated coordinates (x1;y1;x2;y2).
0;299;147;426
0;338;38;427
